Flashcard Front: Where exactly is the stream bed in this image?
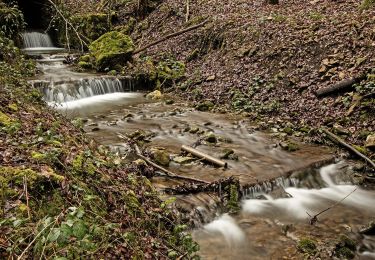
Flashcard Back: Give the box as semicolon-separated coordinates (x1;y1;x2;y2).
31;50;375;259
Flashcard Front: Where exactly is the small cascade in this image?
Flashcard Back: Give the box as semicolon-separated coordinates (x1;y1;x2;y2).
32;77;136;103
21;32;54;48
242;176;299;199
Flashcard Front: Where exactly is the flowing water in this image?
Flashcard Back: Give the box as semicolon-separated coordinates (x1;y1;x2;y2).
21;32;65;55
30;51;375;259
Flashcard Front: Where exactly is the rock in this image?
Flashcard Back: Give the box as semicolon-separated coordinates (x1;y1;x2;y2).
334;235;356;259
189;127;199;134
365;134;375;149
165;99;174;105
283;127;293;135
196;101;214;111
206;75;216;81
88;31;134;71
92;127;100;132
173;156;195;164
360;221;375;235
280;141;299;152
220;149;234;159
204;132;217;143
150;148;170;166
146;90;163;100
333;123;350;135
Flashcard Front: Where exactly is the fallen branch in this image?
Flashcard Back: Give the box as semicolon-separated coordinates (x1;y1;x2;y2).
23;176;31;219
134;144;210;184
314;74;366;97
181;145;228;168
322;128;375;169
133;19;210;54
306;187;357;225
47;0;88;51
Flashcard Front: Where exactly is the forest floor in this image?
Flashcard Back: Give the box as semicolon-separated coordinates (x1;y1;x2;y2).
126;0;375;157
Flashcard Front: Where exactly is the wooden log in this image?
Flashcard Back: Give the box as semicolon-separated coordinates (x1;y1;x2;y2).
134;144;210;184
315;75;366;97
322;128;375;169
181;145;228;168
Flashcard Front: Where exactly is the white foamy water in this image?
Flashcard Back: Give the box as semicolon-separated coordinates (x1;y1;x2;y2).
242;163;375;220
203;214;245;246
49;92;143;112
22;32;54;48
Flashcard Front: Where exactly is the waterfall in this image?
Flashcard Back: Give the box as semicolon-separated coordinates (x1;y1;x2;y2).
22;32;54;48
39;78;127;103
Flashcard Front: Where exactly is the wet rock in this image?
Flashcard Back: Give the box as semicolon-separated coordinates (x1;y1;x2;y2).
173;156;195;164
204;132;217;143
92;127;100;132
227;153;239;161
150;148;170;166
333;123;350;135
146;90;163;100
360;221;375;235
365;134;375;149
195;101;214;111
128;130;146;141
280;141;299;152
165;99;174;105
283;127;294;135
189;127;199;134
220;149;234;159
123;113;134;119
88;122;98;127
218;136;233;143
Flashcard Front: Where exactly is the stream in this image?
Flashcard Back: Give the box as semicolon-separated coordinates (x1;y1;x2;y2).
26;32;375;259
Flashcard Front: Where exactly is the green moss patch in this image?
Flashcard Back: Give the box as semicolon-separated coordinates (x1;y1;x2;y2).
89;31;134;71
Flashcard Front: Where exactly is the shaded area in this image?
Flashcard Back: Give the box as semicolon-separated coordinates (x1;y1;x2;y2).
17;0;49;29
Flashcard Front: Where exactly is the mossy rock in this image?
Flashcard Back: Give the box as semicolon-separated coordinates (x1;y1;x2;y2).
156;59;185;81
0;111;12;126
297;238;317;255
150;148;170;166
78;61;93;70
146;90;163;100
196;101;214;111
89;31;134;71
334;235;357;259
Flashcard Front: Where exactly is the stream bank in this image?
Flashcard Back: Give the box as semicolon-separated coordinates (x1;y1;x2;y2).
33;49;375;259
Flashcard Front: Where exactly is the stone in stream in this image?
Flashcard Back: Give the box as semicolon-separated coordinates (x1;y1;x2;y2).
146;90;163;100
360;221;375;235
220;149;234;159
204;132;217;143
173;156;195;164
150;147;170;166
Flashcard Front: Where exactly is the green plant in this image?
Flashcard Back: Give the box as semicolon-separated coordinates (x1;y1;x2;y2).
0;5;25;38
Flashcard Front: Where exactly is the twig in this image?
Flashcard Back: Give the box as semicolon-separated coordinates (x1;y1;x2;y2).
23;176;31;219
322;128;375;169
181;145;228;168
185;0;190;23
134;144;210;184
306;187;357;225
133;19;210;54
46;0;87;51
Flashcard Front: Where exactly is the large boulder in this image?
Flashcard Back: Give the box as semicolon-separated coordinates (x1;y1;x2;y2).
89;31;134;71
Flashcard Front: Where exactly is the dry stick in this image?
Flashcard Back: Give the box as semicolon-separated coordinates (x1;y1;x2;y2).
46;0;87;51
133;144;210;184
306;187;358;225
181;145;228;168
322;128;375;169
314;74;366;97
23;176;31;219
133;19;209;55
185;0;190;23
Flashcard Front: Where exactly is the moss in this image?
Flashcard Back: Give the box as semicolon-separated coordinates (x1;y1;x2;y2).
89;31;134;71
283;127;294;135
226;184;240;213
8;103;18;111
334;235;356;259
360;0;375;10
156;59;185;81
31;151;48;161
297;238;317;255
0;111;12;126
73;153;84;172
353;145;368;155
